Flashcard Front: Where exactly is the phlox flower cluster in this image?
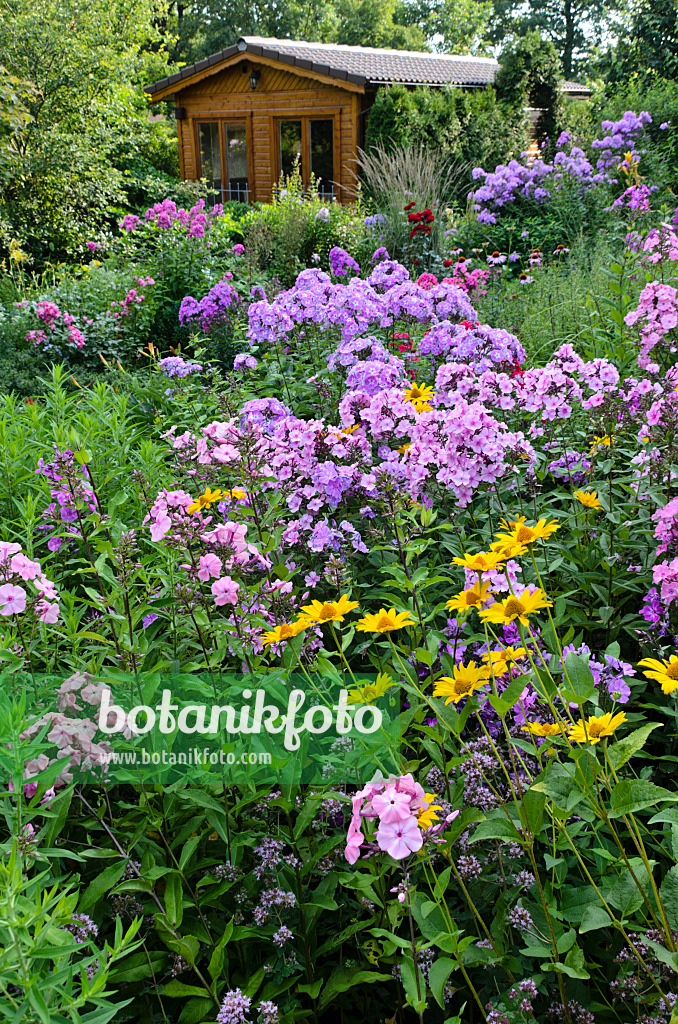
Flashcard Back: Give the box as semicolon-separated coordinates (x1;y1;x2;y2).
420;321;525;371
159;356;203;378
345;773;457;863
216;990;280;1024
24;299;86;350
179;277;239;332
591;111;652;172
0;540;59;623
36;447;100;552
21;672;113;788
470;111;651;224
624;281;678;371
143;198;221;239
441;261;491;295
329;246;360;277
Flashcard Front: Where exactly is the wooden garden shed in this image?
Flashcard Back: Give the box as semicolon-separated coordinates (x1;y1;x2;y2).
145;36;590;204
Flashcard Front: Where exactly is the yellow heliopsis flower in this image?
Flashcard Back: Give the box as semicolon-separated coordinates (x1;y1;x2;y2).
521;721;565;737
226;487;248;501
397;443;411;454
495;516;560;547
568;711;627;745
355;608;416;633
638;655;678;694
479;588;552;627
574;490;603;510
490;538;529;560
347;672;395;704
404;382;434;408
445;580;494;614
451;551;506;573
261;621;307;646
433;662;490;704
187;487;227;514
591;434;614;449
298;594;359;625
482;646;527;677
417;794;443;830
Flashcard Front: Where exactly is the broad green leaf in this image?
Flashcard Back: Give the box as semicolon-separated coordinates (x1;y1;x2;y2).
607;723;663;770
608;780;678;818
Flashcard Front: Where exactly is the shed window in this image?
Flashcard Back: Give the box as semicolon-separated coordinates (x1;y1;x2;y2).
198;123;222;203
309;120;334;196
197;121;249;203
279;121;303;180
278;117;335;197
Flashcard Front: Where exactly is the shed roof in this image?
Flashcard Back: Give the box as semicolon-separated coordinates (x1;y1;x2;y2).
145;35;589;97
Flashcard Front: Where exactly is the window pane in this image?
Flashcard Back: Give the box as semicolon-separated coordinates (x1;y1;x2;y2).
198;123;222;204
225;123;248;202
310;120;334;196
279;121;303;181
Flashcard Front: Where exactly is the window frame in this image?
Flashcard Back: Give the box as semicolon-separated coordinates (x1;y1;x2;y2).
194;117;253;203
273;113;340;199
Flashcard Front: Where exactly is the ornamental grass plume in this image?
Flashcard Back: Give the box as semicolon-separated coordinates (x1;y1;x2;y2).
567;711;627;744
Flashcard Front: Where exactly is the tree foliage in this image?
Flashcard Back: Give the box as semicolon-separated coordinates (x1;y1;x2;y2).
495;31;563;148
0;0;177;263
603;0;678;84
484;0;620;77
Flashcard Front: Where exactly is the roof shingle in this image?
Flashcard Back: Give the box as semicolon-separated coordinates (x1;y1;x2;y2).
145;35;589;96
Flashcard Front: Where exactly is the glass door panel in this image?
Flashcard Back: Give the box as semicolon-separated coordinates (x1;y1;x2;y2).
197;122;222;204
279;120;303;181
309;120;334;196
225;122;248;202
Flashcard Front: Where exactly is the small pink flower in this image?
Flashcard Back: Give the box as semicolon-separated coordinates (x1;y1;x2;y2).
37;601;59;623
150;514;171;541
10;553;40;581
375;816;423;859
371;785;413;823
211;576;239;606
0;583;27;616
0;541;21;564
197;552;223;581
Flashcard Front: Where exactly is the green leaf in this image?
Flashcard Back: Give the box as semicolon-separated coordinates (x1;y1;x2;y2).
609;780;678;817
297;979;323;999
429;957;456;1009
469;816;522;844
164;872;184;928
318;968;393;1011
178;997;215;1024
579;906;612;934
79;860;127;911
400;956;427;1013
607;723;663;770
162;981;209;998
660;866;678;929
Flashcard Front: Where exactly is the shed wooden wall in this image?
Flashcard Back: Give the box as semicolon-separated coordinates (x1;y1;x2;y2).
176;62;359;202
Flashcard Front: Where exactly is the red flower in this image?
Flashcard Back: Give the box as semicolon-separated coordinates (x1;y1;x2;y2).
407;211;422;222
509;360;526;386
460;320;475;329
444;259;454;267
404;201;416;211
